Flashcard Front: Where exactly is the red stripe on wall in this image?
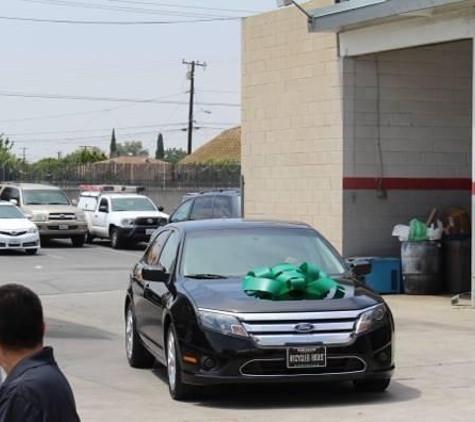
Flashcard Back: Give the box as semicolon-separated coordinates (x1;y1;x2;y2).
343;178;472;191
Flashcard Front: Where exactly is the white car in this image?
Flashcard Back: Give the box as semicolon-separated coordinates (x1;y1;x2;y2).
78;191;169;249
0;201;40;255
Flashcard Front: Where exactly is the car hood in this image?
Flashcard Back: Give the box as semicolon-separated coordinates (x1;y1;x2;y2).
0;218;36;231
112;210;169;219
181;277;381;313
23;205;78;214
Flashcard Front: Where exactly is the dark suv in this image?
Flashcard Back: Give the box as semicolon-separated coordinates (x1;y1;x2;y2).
168;190;241;224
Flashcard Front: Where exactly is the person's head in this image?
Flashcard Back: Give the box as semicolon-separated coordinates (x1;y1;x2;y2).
0;284;44;360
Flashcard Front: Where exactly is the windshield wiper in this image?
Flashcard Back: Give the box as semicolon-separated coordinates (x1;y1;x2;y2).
184;274;229;280
25;202;42;205
48;202;67;205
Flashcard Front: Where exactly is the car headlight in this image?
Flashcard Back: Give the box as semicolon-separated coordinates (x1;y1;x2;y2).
121;218;135;227
31;212;48;222
355;304;387;335
27;226;38;234
198;310;248;338
77;212;87;222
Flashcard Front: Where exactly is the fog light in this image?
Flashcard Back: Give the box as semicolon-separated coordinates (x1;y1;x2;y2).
378;352;389;362
201;356;217;371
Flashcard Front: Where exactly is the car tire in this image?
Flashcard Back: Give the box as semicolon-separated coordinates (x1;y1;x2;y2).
110;228;123;249
85;233;94;244
354;378;391;393
71;236;85;248
25;249;38;256
166;325;196;401
125;304;154;368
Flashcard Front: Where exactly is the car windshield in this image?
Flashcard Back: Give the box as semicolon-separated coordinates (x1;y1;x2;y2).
111;197;157;212
181;227;347;278
0;205;25;219
23;190;70;206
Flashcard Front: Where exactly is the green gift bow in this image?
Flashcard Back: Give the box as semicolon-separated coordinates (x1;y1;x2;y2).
242;263;346;301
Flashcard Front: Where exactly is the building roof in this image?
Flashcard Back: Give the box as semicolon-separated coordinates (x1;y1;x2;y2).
179;127;241;165
95;156;170;165
308;0;467;32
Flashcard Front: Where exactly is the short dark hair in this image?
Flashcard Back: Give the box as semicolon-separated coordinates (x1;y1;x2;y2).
0;284;44;350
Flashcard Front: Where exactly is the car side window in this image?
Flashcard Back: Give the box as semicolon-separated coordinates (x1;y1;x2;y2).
98;198;109;213
0;188;20;202
170;199;193;223
78;196;98;211
213;195;233;218
158;231;180;273
144;231;170;266
190;196;213;220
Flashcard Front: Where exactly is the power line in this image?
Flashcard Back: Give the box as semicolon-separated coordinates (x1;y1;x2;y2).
0;15;240;25
0;91;240;107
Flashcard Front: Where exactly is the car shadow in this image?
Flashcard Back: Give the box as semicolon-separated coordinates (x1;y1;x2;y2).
45;317;116;341
91;240;148;251
151;365;420;408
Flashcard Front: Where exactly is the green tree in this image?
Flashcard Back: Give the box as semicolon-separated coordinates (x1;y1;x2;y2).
116;141;149;157
0;135;18;165
64;147;107;165
109;129;118;158
155;133;165;160
164;148;187;164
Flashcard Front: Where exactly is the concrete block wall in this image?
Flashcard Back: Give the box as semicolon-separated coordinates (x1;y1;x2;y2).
242;0;345;250
342;40;472;257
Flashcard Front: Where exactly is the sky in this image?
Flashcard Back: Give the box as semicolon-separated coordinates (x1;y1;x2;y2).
0;0;284;161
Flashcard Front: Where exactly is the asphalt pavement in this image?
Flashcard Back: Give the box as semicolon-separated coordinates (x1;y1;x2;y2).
1;241;474;422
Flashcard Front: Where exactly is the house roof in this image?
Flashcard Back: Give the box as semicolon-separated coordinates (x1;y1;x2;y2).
179;127;241;165
95;156;170;165
308;0;468;32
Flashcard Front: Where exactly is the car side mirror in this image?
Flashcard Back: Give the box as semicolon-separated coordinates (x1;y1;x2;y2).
71;199;78;206
10;199;18;206
99;205;108;213
24;213;33;220
348;259;372;277
142;266;169;283
158;206;164;212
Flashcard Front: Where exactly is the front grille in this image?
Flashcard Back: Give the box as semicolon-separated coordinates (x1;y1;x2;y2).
49;213;76;221
238;309;363;348
240;357;366;376
0;243;5;247
0;231;27;237
135;217;159;226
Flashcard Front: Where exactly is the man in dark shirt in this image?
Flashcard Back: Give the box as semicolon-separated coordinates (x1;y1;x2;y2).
0;284;80;422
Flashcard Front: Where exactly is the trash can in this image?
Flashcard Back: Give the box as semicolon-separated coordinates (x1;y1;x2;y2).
401;241;443;295
443;235;471;294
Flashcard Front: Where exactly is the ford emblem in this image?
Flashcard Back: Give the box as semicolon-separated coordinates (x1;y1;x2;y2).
294;323;315;333
60;214;66;220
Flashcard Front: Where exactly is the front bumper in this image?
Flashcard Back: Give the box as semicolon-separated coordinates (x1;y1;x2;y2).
178;327;394;386
117;225;159;242
36;222;88;238
0;233;40;250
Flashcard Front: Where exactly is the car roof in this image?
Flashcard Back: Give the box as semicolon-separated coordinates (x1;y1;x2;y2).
1;183;62;191
184;189;241;198
95;193;150;199
168;219;311;233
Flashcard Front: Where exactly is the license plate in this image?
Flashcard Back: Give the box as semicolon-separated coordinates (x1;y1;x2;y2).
146;229;155;235
287;347;327;369
59;224;69;230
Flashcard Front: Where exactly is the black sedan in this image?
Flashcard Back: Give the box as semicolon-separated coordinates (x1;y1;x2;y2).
124;220;395;400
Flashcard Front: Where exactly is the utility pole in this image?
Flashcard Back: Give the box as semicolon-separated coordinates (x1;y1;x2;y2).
57;151;62;160
21;147;27;164
183;59;206;155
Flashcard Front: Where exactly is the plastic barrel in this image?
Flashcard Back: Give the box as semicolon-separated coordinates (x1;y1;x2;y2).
401;241;443;295
443;235;471;294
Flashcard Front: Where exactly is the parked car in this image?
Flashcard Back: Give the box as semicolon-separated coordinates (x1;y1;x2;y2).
77;186;169;249
0;201;40;255
168;189;241;224
0;183;87;247
124;219;394;400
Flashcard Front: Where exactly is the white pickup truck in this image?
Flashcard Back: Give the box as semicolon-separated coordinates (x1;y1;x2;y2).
77;188;169;249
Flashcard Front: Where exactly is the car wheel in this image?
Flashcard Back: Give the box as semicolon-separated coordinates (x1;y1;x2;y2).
25;249;38;256
125;304;154;368
110;228;123;249
166;325;196;401
354;378;391;393
71;236;85;248
85;233;94;244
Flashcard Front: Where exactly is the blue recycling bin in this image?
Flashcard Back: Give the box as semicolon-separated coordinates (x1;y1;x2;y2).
350;257;403;294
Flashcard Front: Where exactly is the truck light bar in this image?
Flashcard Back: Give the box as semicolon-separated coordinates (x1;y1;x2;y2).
79;185;146;194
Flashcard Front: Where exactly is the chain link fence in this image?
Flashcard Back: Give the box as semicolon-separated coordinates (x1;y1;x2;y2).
0;163;241;190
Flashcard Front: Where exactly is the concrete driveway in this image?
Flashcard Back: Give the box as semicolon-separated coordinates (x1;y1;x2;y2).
0;242;474;421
